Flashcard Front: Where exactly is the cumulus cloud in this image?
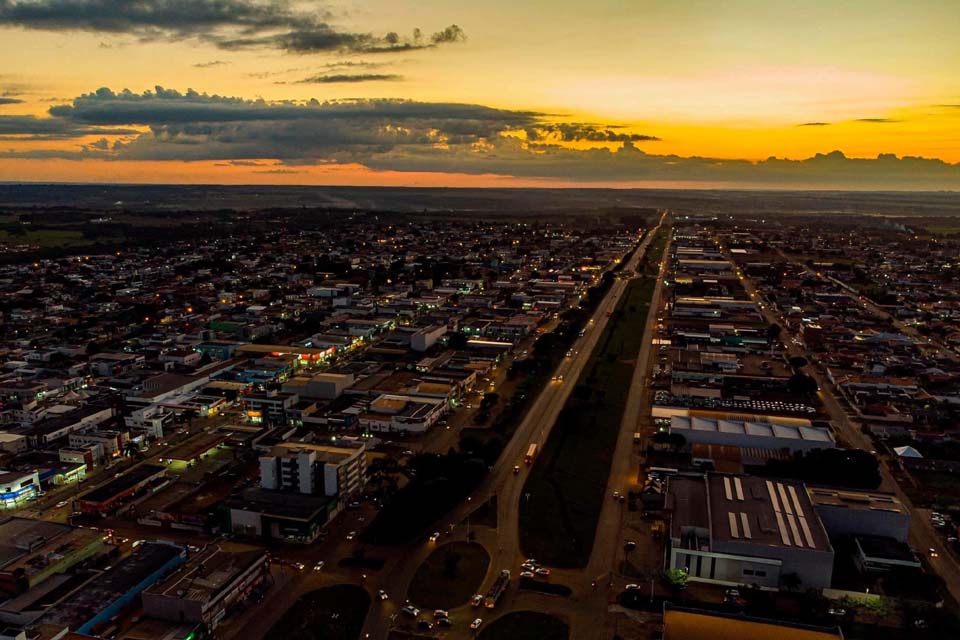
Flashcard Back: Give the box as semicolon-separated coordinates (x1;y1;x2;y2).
291;73;403;84
1;85;958;189
0;0;466;54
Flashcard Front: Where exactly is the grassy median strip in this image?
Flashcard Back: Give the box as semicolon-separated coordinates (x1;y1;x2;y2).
519;229;666;567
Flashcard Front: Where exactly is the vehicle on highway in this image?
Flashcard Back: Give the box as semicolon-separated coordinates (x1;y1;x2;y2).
535;568;551;577
520;571;535;579
470;594;483;607
378;590;388;600
55;500;69;508
625;584;639;590
291;562;305;571
525;444;538;464
470;618;483;630
429;531;440;542
929;548;939;558
521;562;536;571
513;465;520;475
434;609;449;619
346;531;356;540
401;606;420;618
314;561;325;571
565;350;573;357
437;617;453;628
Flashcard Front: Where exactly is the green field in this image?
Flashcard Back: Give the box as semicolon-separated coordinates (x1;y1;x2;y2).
519;228;666;567
407;541;490;610
477;611;569;640
0;229;93;248
267;585;370;640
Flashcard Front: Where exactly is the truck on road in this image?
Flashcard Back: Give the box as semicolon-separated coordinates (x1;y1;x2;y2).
525;444;538;464
484;569;511;608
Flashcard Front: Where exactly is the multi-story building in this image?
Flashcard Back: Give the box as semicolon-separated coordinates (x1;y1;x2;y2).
259;440;366;503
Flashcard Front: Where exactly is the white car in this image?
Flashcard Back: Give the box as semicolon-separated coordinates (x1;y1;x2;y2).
520;571;535;579
313;561;325;571
346;531;356;540
429;531;440;542
378;590;389;601
470;618;483;630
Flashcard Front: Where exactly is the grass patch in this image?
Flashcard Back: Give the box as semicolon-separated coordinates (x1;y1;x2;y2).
517;577;572;596
268;585;369;640
477;611;569;640
519;229;666;567
407;541;490;610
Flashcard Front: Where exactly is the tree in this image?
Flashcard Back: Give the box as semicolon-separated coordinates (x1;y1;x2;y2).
667;433;687;451
663;568;688;591
766;324;782;341
788;373;819;395
781;572;802;592
447;332;468;349
443;551;462;579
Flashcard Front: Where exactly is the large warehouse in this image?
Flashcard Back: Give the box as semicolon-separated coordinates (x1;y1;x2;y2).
669;414;835;452
666;473;835;590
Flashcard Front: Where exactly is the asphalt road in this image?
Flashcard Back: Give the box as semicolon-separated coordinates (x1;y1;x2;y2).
356;216;666;639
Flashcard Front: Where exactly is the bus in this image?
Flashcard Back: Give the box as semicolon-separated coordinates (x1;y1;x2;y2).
525;444;538;464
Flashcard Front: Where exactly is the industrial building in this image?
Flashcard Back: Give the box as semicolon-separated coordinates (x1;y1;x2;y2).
0;518;105;596
142;543;269;631
666;473;834;590
78;464;167;514
226;488;337;544
807;486;910;543
38;541;185;634
662;605;843;640
670;414;835;453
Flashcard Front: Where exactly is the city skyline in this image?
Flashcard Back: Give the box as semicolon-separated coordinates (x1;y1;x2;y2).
0;0;958;188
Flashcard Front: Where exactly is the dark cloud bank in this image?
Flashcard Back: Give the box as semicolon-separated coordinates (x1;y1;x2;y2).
0;86;957;189
0;0;465;53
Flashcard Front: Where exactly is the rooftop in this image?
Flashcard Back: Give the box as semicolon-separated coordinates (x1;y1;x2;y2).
807;487;905;514
663;607;843;640
707;474;831;551
145;543;265;605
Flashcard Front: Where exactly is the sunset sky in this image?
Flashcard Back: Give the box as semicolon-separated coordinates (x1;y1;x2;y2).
0;0;958;189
